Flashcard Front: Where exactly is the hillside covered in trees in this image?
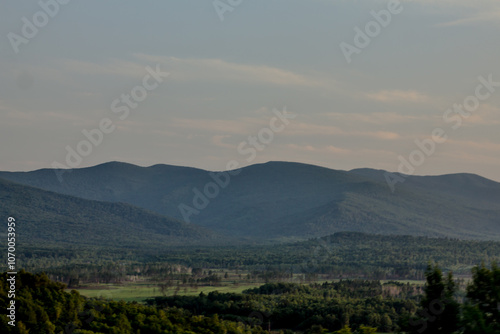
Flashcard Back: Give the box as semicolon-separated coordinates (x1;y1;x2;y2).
2;161;499;241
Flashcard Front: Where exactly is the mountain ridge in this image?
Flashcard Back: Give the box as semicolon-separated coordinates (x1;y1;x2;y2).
0;176;221;248
1;161;499;241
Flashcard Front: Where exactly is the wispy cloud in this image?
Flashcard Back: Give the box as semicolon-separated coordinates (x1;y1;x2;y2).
134;54;329;88
365;90;429;103
372;131;400;140
464;104;500;126
286;122;344;136
61;54;334;89
406;0;500;27
437;10;500;27
324;111;430;125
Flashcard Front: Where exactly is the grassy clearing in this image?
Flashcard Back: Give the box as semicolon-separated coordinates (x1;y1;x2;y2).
74;275;427;303
75;281;265;303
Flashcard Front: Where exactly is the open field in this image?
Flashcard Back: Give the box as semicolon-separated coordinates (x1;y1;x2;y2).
76;281;266;302
75;276;427;303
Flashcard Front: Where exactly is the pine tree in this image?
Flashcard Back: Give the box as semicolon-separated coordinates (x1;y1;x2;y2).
462;263;500;333
407;264;459;333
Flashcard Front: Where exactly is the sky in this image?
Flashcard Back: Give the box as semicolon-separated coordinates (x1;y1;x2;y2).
1;0;499;182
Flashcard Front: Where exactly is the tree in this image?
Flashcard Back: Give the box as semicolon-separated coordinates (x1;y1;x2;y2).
462;263;500;334
405;264;459;333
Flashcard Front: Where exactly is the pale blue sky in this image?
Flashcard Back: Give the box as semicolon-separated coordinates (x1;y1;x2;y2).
1;0;499;181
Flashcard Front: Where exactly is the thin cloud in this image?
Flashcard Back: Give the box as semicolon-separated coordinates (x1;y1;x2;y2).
365;90;429;103
134;53;331;88
62;55;333;89
326;145;350;154
437;10;500;27
371;131;400;140
324;111;430;125
465;104;500;126
286;122;344;136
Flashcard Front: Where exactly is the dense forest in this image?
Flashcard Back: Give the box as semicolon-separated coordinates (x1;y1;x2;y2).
9;232;500;285
0;271;265;334
148;280;418;332
1;263;499;333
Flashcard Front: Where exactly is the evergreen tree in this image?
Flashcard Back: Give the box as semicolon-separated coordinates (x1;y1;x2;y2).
406;264;459;333
462;263;500;334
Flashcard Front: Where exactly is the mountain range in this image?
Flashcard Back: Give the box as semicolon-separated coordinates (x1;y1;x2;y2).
1;161;499;244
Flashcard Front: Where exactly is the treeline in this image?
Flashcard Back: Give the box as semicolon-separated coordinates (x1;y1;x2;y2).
7;232;500;284
149;233;500;277
149;280;420;332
